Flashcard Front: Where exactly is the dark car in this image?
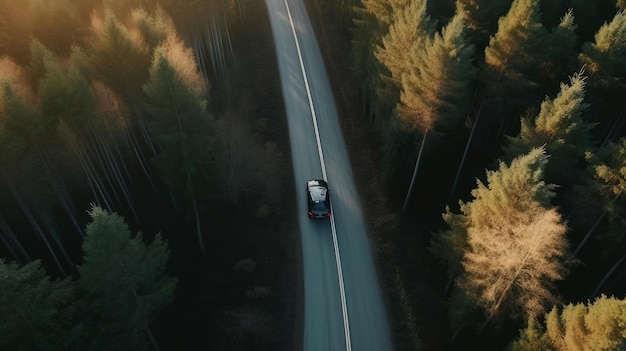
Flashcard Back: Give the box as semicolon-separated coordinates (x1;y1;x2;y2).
307;179;331;218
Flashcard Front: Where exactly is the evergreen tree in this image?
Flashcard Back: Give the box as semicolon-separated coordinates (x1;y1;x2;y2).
574;138;626;254
142;38;214;196
579;9;626;135
397;12;476;132
510;295;626;351
579;11;626;91
483;0;547;110
78;206;177;350
131;7;172;49
87;9;151;96
455;0;512;46
502;73;595;188
374;0;435;108
434;148;570;330
28;0;83;56
142;36;215;253
397;12;476;209
0;259;80;351
541;10;579;85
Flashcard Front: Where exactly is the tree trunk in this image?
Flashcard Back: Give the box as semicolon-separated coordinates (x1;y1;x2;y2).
402;128;430;211
590;253;626;298
449;101;483;201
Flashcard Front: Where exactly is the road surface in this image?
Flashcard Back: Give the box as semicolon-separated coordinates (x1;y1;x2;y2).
264;0;393;350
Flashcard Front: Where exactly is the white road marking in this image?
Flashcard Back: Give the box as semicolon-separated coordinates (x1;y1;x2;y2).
281;1;352;350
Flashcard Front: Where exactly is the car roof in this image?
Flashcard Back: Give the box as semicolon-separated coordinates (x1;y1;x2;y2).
307;179;328;201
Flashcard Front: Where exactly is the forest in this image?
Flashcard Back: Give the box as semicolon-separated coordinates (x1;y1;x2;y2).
334;0;626;349
1;0;626;350
0;0;292;350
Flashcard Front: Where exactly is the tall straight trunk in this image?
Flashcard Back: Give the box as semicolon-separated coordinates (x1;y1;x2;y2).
573;189;623;255
0;215;30;262
192;194;206;255
449;101;484;201
402;128;430;211
590;253;626;298
2;174;67;276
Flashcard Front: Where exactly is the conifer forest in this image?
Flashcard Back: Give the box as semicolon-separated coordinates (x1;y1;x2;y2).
0;0;625;350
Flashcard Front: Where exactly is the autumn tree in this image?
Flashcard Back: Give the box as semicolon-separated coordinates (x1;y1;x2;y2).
432;148;570;331
78;206;177;350
510;295;626;351
502;73;595;189
0;259;81;350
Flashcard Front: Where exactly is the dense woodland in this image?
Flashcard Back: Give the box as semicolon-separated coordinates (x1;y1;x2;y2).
336;0;626;349
2;0;626;350
0;0;291;350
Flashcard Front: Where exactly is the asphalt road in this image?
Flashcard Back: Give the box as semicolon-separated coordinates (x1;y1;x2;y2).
264;0;393;350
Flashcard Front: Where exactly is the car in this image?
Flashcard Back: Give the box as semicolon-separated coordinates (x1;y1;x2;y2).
306;179;331;218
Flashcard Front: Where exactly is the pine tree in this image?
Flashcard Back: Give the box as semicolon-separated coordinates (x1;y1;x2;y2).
87;9;151;95
397;12;476;209
434;148;570;330
541;10;579;85
0;259;80;350
397;12;476;131
374;0;435;107
78;205;177;350
510;295;626;351
579;11;626;91
483;0;547;108
574;138;626;254
142;37;215;253
502;73;594;188
142;38;214;195
455;0;512;46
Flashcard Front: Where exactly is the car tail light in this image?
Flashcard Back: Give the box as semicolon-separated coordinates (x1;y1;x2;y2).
308;211;314;218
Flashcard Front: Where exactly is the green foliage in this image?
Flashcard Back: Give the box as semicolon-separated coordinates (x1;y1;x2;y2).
38;45;96;134
541;10;579;84
455;0;513;44
0;259;80;351
375;0;435;109
131;7;172;49
397;12;476;133
28;0;84;56
502;73;594;188
87;9;151;95
483;0;547;106
142;42;216;199
429;205;469;287
584;138;626;244
510;295;626;351
435;148;570;329
78;205;177;350
579;11;626;91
